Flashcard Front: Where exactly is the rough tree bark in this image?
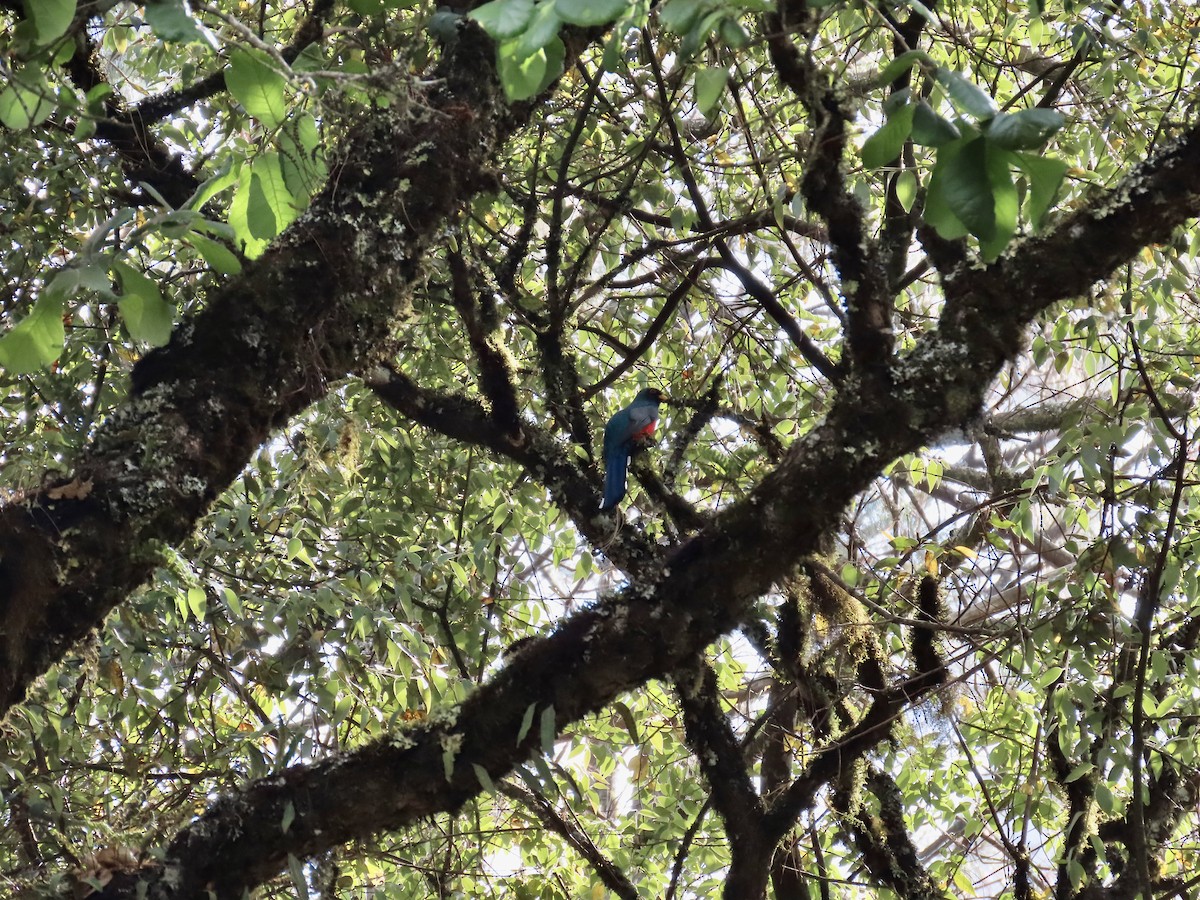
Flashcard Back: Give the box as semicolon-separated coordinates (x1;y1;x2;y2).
0;20;534;717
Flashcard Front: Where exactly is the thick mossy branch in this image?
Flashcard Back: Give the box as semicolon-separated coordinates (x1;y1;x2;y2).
0;22;542;719
833;766;943;900
762;579;946;841
676;661;766;834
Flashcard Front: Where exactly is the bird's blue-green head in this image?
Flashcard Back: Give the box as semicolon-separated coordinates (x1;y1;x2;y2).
634;388;667;405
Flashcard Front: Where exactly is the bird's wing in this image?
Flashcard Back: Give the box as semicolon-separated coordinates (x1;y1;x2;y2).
603;408;633;453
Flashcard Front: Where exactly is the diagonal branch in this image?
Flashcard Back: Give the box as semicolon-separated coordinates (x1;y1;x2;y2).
833;765;942;900
764;0;894;376
583;258;720;400
643;28;841;385
500;782;640;900
0;21;595;720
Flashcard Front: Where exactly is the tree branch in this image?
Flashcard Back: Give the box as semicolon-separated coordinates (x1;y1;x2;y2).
500;782;640;900
674;660;771;898
0;21;577;719
764;0;894;376
365;366;664;577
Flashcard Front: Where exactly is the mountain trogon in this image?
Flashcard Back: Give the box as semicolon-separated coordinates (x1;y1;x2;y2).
600;387;667;510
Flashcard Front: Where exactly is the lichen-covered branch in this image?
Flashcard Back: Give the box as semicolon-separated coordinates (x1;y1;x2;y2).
833;766;943;900
763;578;946;842
674;660;772;898
500;782;641;900
0;21;579;719
764;0;894;376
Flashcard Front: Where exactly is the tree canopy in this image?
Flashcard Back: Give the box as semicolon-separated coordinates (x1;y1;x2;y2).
2;0;1200;898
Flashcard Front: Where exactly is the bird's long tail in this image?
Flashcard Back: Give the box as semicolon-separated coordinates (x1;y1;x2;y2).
600;447;629;510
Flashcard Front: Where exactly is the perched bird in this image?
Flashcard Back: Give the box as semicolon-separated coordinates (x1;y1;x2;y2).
600;388;667;510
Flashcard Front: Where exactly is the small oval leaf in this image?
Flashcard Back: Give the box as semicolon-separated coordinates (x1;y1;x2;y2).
936;68;999;120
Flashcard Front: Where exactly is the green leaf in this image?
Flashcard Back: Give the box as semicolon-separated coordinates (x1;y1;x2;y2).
539;704;556;756
252;152;299;236
717;16;749;50
287;854;309;900
555;0;629;26
985;108;1065;150
222;587;243;618
278;113;326;202
612;700;639;744
680;9;724;56
158;209;200;239
23;0;76;45
470;0;535;40
472;763;497;794
895;169;917;212
114;262;174;346
226;49;288;129
923;139;969;240
530;752;558;795
873;48;933;86
541;37;566;92
517;703;537;744
186;586;207;620
45;263;112;301
658;0;705;33
514;763;546;798
187;233;243;275
861;102;915;168
281;800;296;833
497;38;563;102
694;67;728;117
1015;152;1067;230
978;142;1019;260
184;164;238;211
229;154;295;255
0;293;65;372
193;218;237;243
0;68;55;130
142;0;207;43
1035;664;1066;689
910;100;961;147
936;68;999;120
938;135;994;240
291;42;325;74
515;0;563;58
